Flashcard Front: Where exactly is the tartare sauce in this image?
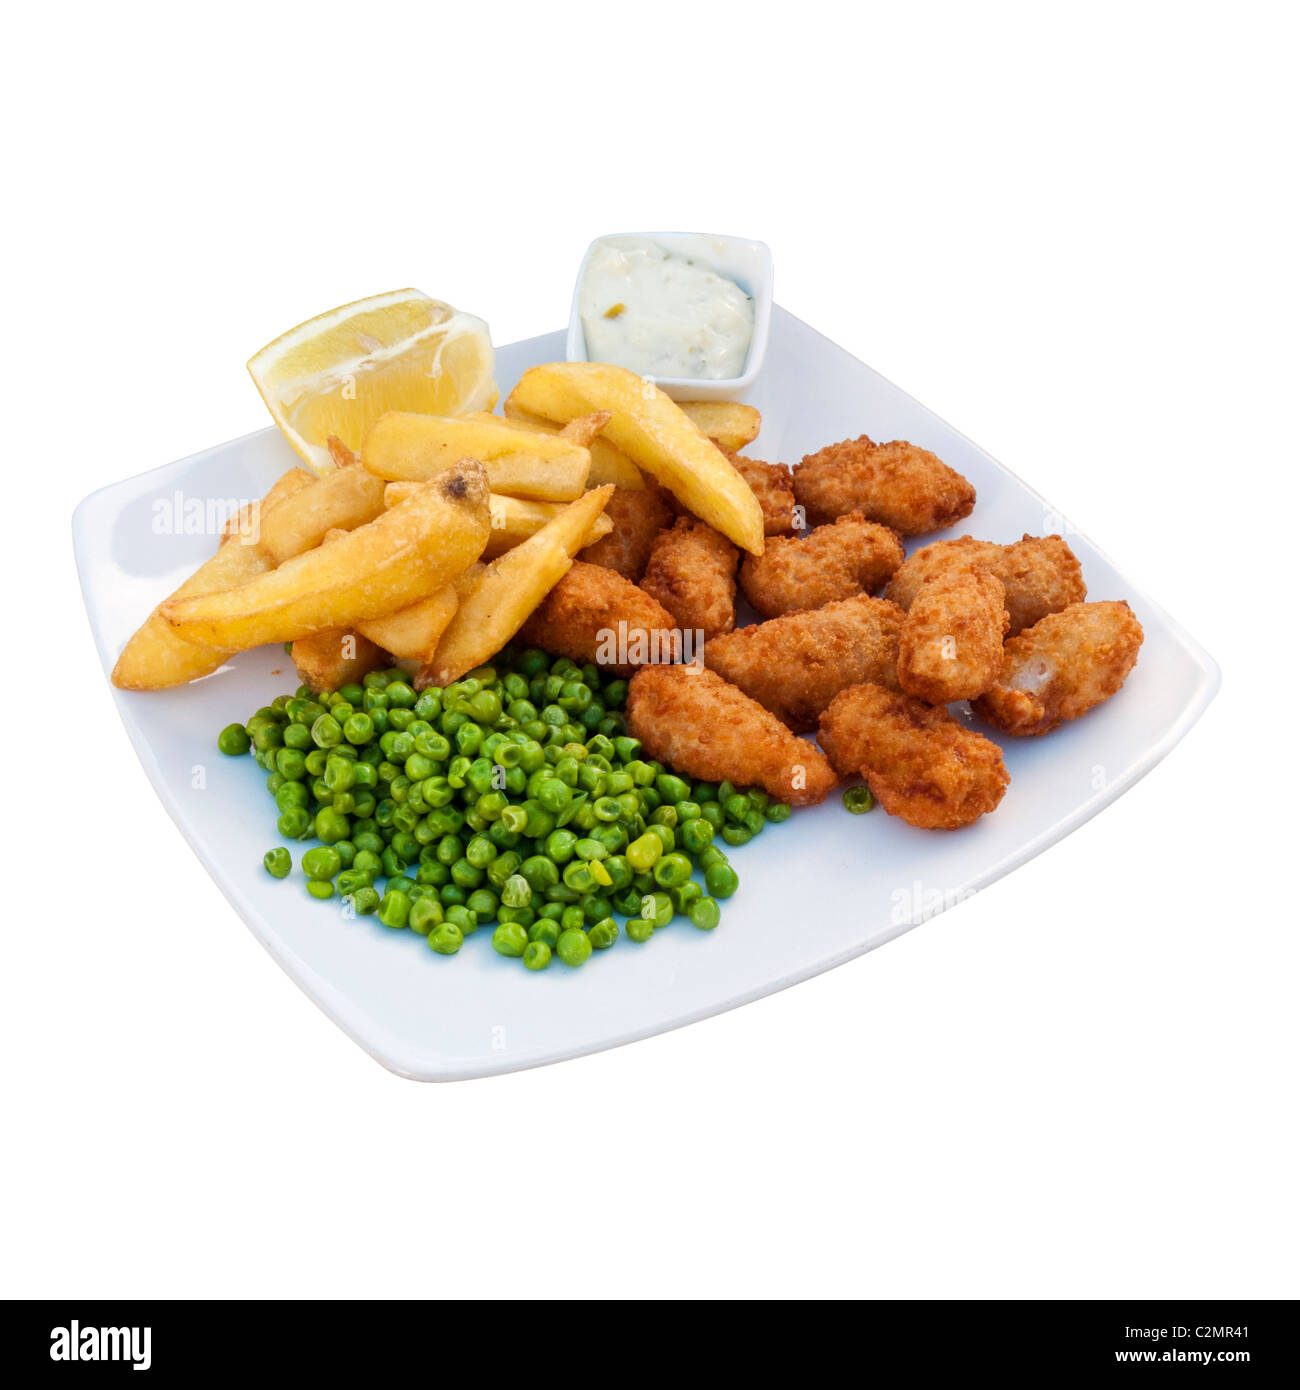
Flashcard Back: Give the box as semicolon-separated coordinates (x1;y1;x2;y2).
578;237;754;380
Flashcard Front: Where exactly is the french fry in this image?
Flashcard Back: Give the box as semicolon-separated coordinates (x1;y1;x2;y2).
112;468;315;690
257;461;388;564
679;401;761;453
161;463;491;650
493;406;645;490
362;412;591;501
421;485;615;686
220;466;315;542
356;587;459;662
383;481;420;508
506;363;764;551
309;528;460;664
291;628;387;693
486;495;613;558
386;486;611;557
451;561;486;601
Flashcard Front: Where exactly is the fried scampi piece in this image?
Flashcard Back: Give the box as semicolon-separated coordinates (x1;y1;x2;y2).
973;600;1143;737
627;665;838;807
704;594;904;732
640;517;739;639
576;483;673;580
793;435;975;535
885;533;1085;637
738;511;904;618
728;453;797;536
897;570;1008;704
819;683;1009;830
518;561;678;675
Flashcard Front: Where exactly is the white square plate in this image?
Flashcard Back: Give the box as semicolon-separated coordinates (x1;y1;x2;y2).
73;307;1220;1081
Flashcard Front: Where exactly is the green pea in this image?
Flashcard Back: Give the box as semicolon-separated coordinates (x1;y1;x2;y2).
314;806;350;844
301;846;341;881
670;881;704;914
428;922;463;955
444;904;478;935
647;822;675;853
492;922;528;958
408;897;444;936
336;868;372;897
323;755;355;793
277;807;313;840
652;852;692;888
353;849;383;878
529;918;560;948
377;890;411;929
344;884;376;915
705;862;739;899
219;723;251;756
466;888;499;919
588;917;619;950
556;928;592;967
305;878;334;900
626;832;663;873
544;828;578;863
626;916;653;943
642;891;673;927
689;896;721;930
842;786;874;814
263;847;291;878
275;781;310;814
681;817;714;855
522;940;552;971
720;824;753;847
282;722;314;750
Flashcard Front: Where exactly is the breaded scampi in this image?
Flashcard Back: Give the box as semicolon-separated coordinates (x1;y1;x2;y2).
885;533;1085;636
728;453;797;536
897;570;1008;704
704;594;904;732
519;561;678;674
972;600;1143;737
818;682;1009;830
793;435;975;535
627;664;838;807
576;484;673;581
738;511;905;618
640;516;739;640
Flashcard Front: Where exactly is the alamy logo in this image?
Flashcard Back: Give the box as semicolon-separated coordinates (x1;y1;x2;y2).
50;1320;151;1371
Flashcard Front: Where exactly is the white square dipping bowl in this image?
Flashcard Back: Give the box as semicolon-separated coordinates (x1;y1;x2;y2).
566;231;773;400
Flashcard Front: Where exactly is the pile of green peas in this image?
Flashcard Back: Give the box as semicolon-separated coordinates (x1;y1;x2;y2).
219;649;792;971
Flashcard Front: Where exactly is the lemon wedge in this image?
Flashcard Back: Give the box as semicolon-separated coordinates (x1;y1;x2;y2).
247;289;497;473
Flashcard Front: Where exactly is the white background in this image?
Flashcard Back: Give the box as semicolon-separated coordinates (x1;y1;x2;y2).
4;2;1296;1298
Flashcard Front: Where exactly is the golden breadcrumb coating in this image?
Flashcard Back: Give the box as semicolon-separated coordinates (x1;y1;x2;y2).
738;511;905;618
519;561;678;675
973;600;1143;736
793;435;975;535
885;533;1085;636
627;664;838;807
897;570;1008;704
728;453;797;536
640;517;739;640
704;594;904;733
818;682;1009;830
577;484;673;581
